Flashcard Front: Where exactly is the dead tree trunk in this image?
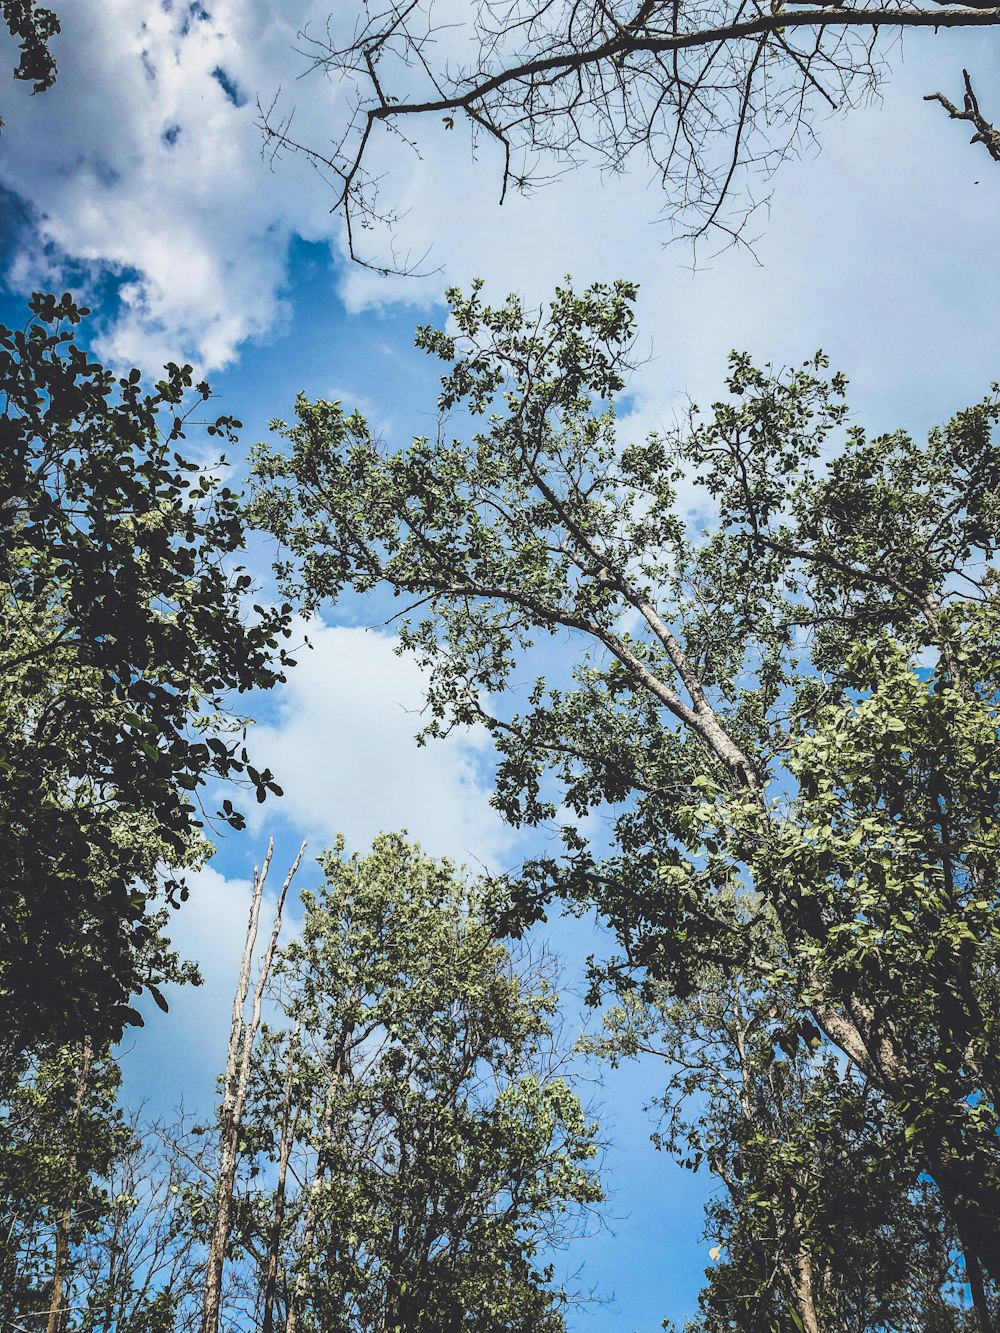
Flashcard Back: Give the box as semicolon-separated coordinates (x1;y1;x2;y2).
201;839;306;1333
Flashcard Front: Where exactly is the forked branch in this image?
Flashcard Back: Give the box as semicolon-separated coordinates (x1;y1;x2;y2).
925;67;1000;162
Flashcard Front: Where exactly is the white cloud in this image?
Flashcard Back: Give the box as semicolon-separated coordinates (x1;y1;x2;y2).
1;0;345;371
117;617;518;1109
119;859;259;1112
248;619;518;870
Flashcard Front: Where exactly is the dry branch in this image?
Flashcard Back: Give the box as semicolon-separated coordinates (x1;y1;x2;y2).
260;0;1000;269
925;67;1000;162
201;839;307;1333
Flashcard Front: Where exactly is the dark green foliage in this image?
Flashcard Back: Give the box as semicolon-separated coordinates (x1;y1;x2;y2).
2;0;58;95
0;292;292;1055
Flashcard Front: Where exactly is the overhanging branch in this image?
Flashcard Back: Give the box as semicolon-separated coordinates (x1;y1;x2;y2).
261;0;1000;269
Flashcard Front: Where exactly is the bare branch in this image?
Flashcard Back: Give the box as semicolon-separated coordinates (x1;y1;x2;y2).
260;0;1000;269
925;67;1000;162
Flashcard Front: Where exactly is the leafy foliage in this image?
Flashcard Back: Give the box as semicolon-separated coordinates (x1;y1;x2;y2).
0;1041;128;1324
0;292;292;1055
586;956;991;1331
230;833;603;1332
2;0;59;97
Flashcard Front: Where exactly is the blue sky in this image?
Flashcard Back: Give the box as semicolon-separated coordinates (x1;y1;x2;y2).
2;4;1000;1327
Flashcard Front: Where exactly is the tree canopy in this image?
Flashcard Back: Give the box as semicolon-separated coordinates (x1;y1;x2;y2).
231;833;603;1333
0;292;292;1057
585;945;991;1331
0;835;604;1331
251;277;1000;1288
2;0;58;101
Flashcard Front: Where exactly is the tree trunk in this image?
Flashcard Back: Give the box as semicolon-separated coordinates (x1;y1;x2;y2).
786;1247;821;1333
45;1035;92;1333
961;1238;995;1333
202;840;305;1333
262;1023;300;1333
923;1131;1000;1286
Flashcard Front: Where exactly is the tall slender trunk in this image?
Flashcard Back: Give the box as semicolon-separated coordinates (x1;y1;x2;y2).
201;840;306;1333
283;1199;314;1333
45;1035;92;1333
923;1131;1000;1285
286;1033;351;1333
961;1237;995;1333
785;1245;821;1333
262;1022;300;1333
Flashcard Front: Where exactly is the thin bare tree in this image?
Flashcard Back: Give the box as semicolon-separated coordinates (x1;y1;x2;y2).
201;839;306;1333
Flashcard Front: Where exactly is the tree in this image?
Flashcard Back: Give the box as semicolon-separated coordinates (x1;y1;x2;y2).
0;1041;130;1330
0;1061;213;1333
261;0;1000;269
225;833;603;1332
0;292;293;1057
584;943;993;1331
251;278;1000;1278
0;835;601;1333
73;1117;205;1333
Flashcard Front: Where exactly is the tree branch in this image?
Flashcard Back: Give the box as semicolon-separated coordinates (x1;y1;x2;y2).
262;0;1000;268
925;67;1000;163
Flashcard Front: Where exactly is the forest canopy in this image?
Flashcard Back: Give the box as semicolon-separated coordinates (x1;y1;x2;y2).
2;0;1000;1322
251;276;1000;1322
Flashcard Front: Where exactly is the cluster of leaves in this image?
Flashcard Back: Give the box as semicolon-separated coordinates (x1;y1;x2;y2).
2;0;58;98
0;292;292;1055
